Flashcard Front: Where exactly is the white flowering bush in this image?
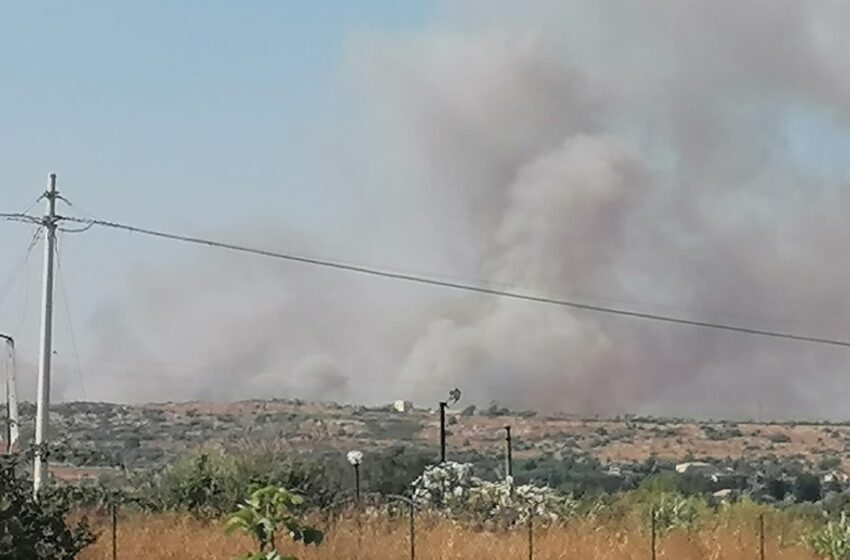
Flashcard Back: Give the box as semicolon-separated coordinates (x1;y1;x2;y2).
411;462;578;526
411;462;477;513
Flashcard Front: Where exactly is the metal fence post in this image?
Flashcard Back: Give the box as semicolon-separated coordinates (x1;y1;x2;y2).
356;507;363;554
760;513;765;560
387;495;415;560
409;500;416;560
650;507;657;560
528;510;534;560
111;500;117;560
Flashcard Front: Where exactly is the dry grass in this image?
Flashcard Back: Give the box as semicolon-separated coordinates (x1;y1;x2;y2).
79;512;821;560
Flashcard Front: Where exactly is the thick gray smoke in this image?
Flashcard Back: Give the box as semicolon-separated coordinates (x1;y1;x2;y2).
80;1;850;418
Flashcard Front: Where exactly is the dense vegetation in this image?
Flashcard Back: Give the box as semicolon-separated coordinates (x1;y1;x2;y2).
11;399;850;557
8;442;850;559
0;454;95;559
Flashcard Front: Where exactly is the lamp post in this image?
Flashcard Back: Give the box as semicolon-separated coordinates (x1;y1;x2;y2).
439;401;447;463
504;425;513;480
439;388;462;464
347;450;363;506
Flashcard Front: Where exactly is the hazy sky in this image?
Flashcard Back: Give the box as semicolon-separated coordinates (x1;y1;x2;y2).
0;0;432;394
3;2;850;418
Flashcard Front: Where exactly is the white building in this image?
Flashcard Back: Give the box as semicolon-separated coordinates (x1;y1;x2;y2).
675;462;720;476
394;400;414;413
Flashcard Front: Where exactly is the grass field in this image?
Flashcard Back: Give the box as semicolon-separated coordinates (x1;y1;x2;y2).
78;511;821;560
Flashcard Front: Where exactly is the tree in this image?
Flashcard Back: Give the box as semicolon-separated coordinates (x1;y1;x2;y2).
0;454;96;559
226;486;323;560
795;473;823;503
765;477;790;501
362;445;433;496
821;456;842;471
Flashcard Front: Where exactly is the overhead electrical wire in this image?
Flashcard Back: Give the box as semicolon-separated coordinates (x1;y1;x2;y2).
54;236;88;400
0;212;42;225
0;227;42;313
55;197;97;234
20;194;45;217
6;209;850;349
42;214;850;349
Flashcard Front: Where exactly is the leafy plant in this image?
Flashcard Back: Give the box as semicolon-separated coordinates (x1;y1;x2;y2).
411;462;577;526
226;486;323;560
148;450;237;516
808;513;850;560
140;446;343;516
652;493;702;533
0;454;96;559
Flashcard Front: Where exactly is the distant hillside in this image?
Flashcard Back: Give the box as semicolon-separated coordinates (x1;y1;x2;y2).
9;399;850;480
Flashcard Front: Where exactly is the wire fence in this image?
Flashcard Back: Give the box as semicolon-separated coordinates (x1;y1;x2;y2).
93;499;791;560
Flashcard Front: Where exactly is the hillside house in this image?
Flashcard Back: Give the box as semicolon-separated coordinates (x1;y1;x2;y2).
675;462;720;476
394;400;414;413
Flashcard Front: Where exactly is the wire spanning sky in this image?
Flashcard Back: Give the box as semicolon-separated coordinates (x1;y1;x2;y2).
3;1;850;418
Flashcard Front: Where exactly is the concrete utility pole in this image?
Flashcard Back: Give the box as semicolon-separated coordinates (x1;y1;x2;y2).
1;334;19;453
34;173;58;496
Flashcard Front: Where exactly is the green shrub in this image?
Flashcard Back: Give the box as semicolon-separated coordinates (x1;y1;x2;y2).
360;445;434;496
820;457;842;471
139;446;342;516
226;486;323;560
808;514;850;560
232;447;342;508
144;449;238;516
652;493;702;533
0;454;96;559
795;474;823;503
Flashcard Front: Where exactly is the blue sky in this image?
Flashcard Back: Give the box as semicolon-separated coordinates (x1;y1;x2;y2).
1;1;431;223
0;1;432;382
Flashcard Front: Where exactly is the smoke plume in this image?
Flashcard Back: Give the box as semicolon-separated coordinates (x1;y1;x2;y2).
80;2;850;418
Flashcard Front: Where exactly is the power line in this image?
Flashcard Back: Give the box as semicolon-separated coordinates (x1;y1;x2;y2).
54;236;87;399
19;194;44;217
0;227;42;313
54;214;850;349
0;212;42;226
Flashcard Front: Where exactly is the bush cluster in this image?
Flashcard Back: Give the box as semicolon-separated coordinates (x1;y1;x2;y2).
411;462;578;526
135;445;341;516
0;455;95;559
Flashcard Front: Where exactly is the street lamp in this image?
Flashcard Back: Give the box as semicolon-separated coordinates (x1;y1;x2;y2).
439;388;462;463
504;425;513;480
